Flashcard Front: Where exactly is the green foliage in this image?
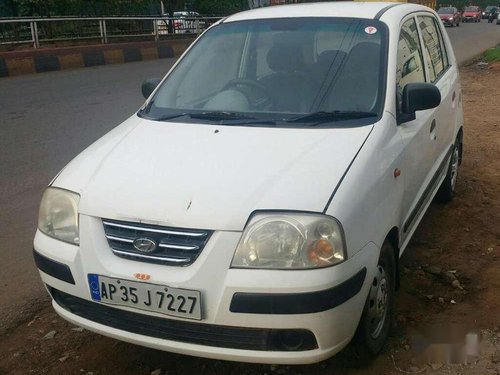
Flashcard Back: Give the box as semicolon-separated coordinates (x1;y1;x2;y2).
483;47;500;62
192;0;247;15
0;0;247;17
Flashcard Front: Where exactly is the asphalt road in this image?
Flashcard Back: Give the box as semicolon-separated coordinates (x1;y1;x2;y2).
446;19;500;63
0;59;176;328
0;20;500;330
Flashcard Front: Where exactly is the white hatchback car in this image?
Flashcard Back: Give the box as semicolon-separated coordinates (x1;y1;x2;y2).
34;2;463;365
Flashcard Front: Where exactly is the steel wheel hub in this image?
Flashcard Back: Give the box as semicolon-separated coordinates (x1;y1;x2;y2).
450;145;459;191
367;265;388;339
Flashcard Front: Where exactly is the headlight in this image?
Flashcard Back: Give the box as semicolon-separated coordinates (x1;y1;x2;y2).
38;187;80;245
449;17;454;20
231;213;346;269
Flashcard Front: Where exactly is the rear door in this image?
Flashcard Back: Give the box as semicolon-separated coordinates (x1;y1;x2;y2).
416;14;456;173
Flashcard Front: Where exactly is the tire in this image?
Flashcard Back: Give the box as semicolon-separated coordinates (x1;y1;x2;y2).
457;21;460;26
436;138;461;203
354;241;396;356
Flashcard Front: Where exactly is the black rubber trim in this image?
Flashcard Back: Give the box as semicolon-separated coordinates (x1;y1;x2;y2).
48;287;318;351
230;267;367;315
374;3;403;19
403;145;453;233
33;250;75;285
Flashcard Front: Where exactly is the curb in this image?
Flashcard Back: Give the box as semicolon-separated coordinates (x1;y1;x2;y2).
0;38;196;78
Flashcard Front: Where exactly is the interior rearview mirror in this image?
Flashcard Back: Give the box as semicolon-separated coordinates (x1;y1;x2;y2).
399;82;441;124
141;78;162;99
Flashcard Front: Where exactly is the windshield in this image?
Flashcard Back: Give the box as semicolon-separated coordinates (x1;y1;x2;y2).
485;6;494;11
438;7;454;13
464;6;478;11
141;17;387;127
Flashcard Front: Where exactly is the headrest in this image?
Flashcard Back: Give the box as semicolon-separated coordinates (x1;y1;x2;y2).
266;37;305;73
344;42;381;68
317;50;347;65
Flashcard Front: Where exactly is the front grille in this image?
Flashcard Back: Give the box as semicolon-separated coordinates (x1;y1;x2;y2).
49;287;318;352
102;219;212;266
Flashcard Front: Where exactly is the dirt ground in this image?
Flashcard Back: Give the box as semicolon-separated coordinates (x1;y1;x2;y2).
1;65;499;375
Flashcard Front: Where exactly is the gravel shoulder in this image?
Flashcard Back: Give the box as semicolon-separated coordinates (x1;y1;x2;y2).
1;64;499;375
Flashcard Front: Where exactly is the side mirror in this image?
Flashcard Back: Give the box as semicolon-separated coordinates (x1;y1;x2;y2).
141;78;162;99
399;82;441;124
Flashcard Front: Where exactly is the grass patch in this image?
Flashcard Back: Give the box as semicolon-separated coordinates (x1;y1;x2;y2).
483;47;500;63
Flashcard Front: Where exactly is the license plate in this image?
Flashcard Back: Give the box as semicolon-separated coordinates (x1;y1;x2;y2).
87;274;202;320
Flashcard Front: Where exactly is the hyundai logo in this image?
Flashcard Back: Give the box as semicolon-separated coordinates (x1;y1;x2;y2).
133;238;157;253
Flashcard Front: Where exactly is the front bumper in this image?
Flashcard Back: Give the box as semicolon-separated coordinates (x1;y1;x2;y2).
440;18;456;25
33;215;380;364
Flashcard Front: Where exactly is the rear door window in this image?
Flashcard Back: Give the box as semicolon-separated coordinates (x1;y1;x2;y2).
418;16;449;82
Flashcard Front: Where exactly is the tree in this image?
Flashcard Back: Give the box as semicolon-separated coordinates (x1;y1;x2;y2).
191;0;248;15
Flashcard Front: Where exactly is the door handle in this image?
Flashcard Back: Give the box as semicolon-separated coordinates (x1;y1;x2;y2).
430;120;437;140
430;120;436;133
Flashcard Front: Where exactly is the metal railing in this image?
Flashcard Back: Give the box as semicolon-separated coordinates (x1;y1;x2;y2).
0;16;222;48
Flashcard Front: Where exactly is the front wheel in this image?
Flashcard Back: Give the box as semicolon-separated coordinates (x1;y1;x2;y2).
354;241;396;356
436;139;461;203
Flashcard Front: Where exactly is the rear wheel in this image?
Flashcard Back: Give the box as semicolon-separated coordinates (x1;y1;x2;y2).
436;138;460;203
355;241;396;356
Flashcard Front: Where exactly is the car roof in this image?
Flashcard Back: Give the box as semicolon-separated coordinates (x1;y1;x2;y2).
224;1;431;23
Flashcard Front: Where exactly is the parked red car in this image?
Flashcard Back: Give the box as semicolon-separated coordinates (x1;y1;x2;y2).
462;6;482;22
438;6;461;26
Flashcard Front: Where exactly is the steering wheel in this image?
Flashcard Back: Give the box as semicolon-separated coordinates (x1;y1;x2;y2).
222;79;274;110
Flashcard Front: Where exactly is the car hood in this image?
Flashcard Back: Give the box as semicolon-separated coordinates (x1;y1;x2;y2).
463;11;479;15
54;116;373;231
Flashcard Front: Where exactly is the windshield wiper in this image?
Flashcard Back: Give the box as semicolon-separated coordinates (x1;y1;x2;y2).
148;111;277;125
149;111;257;122
187;111;256;121
154;111;256;121
151;113;192;121
286;110;378;124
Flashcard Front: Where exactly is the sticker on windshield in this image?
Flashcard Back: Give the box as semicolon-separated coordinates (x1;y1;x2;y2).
364;26;378;35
